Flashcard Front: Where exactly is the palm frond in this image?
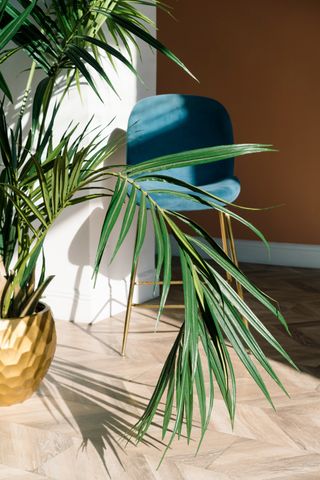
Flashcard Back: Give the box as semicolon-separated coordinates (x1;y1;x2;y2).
1;0;194;100
90;164;295;457
126;144;275;175
0;0;36;50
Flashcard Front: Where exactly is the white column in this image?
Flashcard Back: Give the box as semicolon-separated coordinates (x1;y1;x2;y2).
6;6;158;323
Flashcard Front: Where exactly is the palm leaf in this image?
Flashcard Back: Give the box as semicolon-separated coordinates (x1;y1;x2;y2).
20;275;54;317
127;144;275;176
203;285;275;407
134;327;184;442
188;235;286;330
67;44;118;96
111;186;137;262
133;191;147;265
138;174;269;249
0;70;12;101
76;35;140;77
106;11;197;80
29;157;53;222
208;268;296;369
154;208;172;327
179;248;197;441
64;47;103;100
94;177;128;278
32;77;52;134
149;202;164;287
0;0;36;50
20;240;44;288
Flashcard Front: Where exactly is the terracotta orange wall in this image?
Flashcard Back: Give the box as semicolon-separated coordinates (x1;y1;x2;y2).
157;0;320;244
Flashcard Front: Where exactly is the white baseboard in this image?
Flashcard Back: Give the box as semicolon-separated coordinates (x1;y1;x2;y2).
44;268;159;324
230;239;320;268
171;236;320;268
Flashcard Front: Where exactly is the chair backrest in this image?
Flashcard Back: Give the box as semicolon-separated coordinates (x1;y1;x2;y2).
127;94;234;186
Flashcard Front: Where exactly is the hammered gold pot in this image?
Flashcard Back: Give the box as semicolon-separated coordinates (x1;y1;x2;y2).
0;303;56;406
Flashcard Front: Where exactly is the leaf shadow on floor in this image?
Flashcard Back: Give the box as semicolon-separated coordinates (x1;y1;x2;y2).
38;357;171;477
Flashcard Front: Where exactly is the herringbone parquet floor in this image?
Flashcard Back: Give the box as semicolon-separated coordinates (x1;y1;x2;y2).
0;263;319;479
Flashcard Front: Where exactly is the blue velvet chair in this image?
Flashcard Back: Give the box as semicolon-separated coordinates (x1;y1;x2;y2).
121;94;243;355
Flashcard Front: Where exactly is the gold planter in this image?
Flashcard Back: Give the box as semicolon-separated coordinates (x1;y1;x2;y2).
0;303;56;406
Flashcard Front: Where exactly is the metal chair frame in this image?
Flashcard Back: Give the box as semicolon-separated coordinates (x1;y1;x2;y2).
121;211;247;356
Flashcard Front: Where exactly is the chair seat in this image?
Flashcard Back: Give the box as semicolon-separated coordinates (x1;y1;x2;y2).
132;176;241;211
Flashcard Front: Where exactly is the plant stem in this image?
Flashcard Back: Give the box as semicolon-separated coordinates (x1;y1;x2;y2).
18;60;37;122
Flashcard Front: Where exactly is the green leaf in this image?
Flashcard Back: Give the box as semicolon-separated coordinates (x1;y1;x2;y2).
155;209;171;327
0;0;9;19
64;47;102;100
107;11;197;81
189;235;287;331
179;248;198;442
141;174;269;250
180;248;198;377
38;247;46;286
164;211;222;299
21;239;44;288
0;183;48;230
127;144;275;176
76;35;139;77
200;293;235;421
134;327;183;442
224;296;287;395
94;177;128;278
0;0;36;50
111;186;137;262
0;46;21;65
197;322;216;443
67;193;110;206
149;202;164;288
203;286;275;408
0;70;12;101
67;44;118;97
32;77;52;134
194;353;208;439
161;366;175;439
20;275;54;317
133;191;147;265
209;269;296;369
29;157;52;222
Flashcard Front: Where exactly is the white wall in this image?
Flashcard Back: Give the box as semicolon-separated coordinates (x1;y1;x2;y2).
5;6;158;323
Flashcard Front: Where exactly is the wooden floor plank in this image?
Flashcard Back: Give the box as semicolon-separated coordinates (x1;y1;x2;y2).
0;262;319;478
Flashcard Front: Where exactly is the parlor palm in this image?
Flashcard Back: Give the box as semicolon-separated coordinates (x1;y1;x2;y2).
0;0;295;457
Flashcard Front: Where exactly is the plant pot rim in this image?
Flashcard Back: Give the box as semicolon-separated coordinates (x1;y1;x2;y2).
0;302;51;322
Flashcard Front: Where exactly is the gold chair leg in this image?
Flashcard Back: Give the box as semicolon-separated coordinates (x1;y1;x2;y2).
121;212;248;356
224;213;249;329
121;262;138;357
219;211;233;284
